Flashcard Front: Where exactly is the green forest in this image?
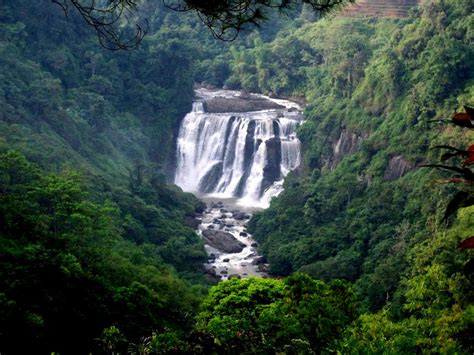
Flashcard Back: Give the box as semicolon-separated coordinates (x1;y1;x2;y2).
0;0;473;353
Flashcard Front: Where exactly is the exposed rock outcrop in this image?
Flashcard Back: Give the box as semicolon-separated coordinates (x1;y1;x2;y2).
262;137;282;193
199;162;223;193
251;256;267;265
201;229;246;253
383;155;414;180
203;96;284;113
183;215;201;229
232;211;246;220
330;129;366;169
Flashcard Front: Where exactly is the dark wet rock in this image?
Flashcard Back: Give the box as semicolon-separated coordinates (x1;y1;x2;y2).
199;162;223;193
233;211;246;220
241;263;247;267
205;274;221;283
207;225;215;229
272;120;280;137
243;273;248;276
220;214;227;219
225;224;234;228
203;96;284;113
213;219;223;224
244;214;251;220
195;201;207;214
251;256;267;265
209;253;216;260
239;91;251;99
220;270;228;275
211;201;224;209
205;268;217;276
223;258;230;262
184;216;201;229
228;274;241;279
204;268;221;282
234;121;257;197
202;229;246;253
240;232;248;237
220;208;228;213
251;242;259;247
383;155;414;180
257;264;268;273
261;137;282;194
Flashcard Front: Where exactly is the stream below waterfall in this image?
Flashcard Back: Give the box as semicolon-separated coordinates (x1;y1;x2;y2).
175;88;303;280
199;198;266;281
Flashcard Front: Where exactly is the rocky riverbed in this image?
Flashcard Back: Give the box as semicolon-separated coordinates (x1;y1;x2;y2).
198;200;268;281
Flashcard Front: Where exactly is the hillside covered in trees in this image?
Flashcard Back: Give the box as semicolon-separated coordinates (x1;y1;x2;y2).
1;0;473;353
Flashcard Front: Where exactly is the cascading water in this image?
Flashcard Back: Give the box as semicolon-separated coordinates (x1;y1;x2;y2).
175;88;302;208
175;88;303;280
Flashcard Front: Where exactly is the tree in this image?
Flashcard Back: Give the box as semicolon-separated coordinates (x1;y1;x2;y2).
53;0;354;48
196;274;356;353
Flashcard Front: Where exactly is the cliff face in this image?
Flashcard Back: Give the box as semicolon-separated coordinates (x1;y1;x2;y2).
339;0;421;18
383;155;415;180
329;129;367;169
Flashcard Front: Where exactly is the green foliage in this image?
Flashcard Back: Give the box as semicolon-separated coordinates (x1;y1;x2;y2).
196;274;356;353
0;151;205;353
340;207;474;354
1;0;474;353
243;0;474;317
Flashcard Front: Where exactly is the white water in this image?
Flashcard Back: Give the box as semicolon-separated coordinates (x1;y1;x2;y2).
175;88;302;208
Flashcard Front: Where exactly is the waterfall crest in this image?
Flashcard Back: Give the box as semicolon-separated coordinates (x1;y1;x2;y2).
175;88;302;208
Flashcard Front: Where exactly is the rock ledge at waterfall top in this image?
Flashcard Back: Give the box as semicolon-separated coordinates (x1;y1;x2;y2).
203;96;285;113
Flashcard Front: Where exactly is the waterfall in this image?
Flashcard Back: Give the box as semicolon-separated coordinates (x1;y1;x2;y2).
175;88;302;208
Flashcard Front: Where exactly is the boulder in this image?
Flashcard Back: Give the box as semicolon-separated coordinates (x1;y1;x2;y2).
202;229;246;253
204;268;220;282
240;232;248;237
251;242;259;247
205;274;221;283
183;215;201;229
205;268;217;276
251;256;267;265
233;211;246;220
207;225;215;229
211;201;224;209
223;258;230;262
220;270;228;275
